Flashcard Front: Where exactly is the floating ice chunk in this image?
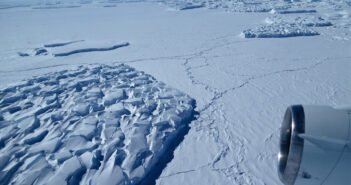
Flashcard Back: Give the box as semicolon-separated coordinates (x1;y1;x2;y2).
242;22;319;38
271;8;317;14
179;3;205;10
265;16;332;27
32;5;81;9
34;48;49;56
53;42;130;57
18;52;30;57
298;16;332;27
17;41;129;58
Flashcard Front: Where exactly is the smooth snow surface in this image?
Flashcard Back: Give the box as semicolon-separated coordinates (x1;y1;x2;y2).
0;0;350;185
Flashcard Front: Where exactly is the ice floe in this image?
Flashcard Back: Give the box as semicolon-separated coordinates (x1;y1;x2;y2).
265;16;333;27
241;14;334;38
242;22;319;38
18;40;129;57
163;0;205;11
270;8;317;14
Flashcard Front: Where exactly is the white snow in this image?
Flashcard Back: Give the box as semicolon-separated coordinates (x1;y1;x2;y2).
265;16;333;27
17;40;129;57
270;8;317;14
242;22;319;38
0;0;350;185
0;64;195;184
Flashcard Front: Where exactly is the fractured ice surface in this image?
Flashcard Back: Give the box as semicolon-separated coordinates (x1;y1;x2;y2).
242;14;335;38
265;16;333;27
242;22;319;38
0;64;195;185
241;14;333;38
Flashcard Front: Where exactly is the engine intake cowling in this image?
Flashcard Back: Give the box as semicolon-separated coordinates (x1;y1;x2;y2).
278;105;351;185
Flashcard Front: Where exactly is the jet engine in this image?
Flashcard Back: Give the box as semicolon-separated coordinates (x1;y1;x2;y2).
278;105;351;185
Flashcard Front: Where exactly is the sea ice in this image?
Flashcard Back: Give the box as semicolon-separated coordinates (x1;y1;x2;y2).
0;64;195;185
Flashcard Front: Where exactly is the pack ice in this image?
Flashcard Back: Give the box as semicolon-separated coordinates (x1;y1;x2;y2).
0;64;195;185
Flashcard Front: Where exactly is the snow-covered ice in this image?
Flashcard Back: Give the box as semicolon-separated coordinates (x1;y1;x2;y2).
0;0;350;185
265;16;333;27
242;22;319;38
164;1;205;11
270;8;317;14
0;64;195;184
18;40;129;57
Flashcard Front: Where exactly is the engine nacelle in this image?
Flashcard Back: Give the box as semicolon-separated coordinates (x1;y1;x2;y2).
278;105;351;185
